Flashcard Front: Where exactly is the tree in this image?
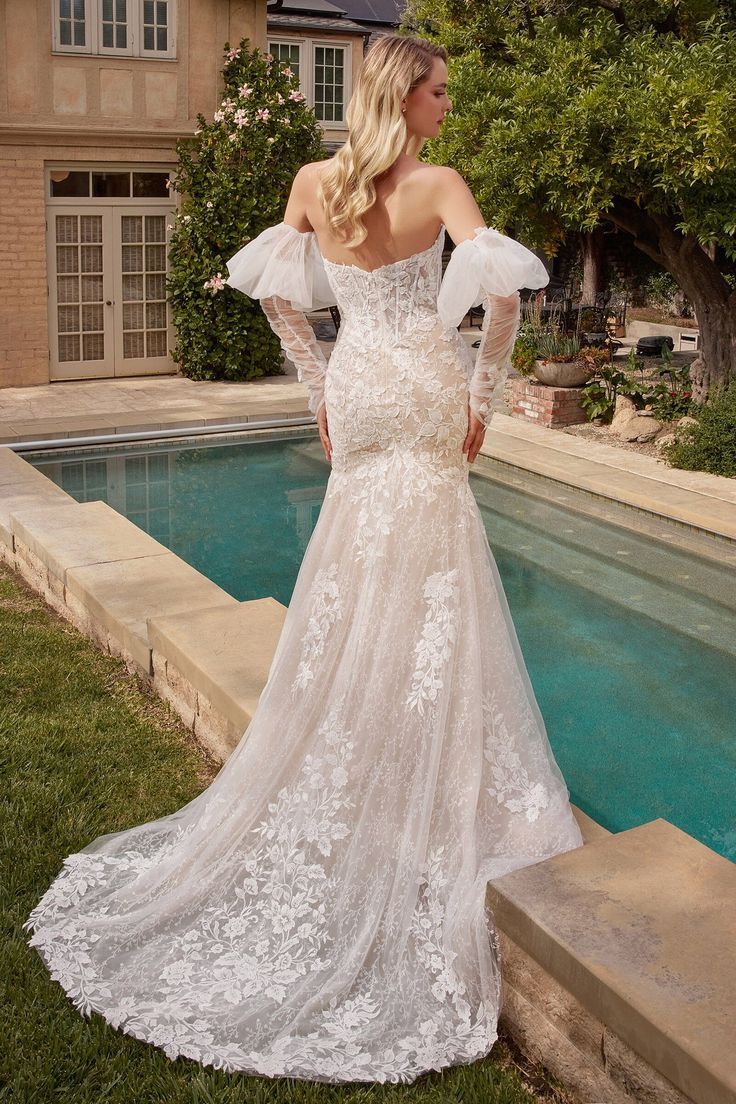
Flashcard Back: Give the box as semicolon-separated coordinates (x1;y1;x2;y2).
404;0;736;398
167;40;325;381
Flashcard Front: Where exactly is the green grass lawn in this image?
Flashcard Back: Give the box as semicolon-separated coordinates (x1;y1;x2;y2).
0;560;570;1104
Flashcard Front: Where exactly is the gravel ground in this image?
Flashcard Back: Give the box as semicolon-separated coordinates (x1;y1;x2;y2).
559;420;666;459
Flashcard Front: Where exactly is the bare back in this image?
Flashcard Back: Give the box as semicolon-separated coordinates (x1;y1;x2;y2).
284;156;484;272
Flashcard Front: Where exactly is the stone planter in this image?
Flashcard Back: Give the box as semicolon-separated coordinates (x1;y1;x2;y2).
532;357;595;388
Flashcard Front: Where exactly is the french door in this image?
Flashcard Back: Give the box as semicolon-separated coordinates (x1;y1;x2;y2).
48;205;176;380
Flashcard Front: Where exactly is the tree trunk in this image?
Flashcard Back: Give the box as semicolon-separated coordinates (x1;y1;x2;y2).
658;245;735;402
580;228;607;303
686;293;736;400
607;198;735;398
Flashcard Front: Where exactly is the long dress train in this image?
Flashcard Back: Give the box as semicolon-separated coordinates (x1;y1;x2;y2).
23;219;583;1084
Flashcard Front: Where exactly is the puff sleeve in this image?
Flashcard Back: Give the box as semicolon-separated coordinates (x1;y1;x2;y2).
225;223;337;417
437;227;549;426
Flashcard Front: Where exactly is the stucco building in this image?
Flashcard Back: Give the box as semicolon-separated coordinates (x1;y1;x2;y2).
0;0;394;388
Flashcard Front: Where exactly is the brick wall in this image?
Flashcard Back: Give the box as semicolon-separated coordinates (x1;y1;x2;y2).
509;377;588;429
0;152;49;388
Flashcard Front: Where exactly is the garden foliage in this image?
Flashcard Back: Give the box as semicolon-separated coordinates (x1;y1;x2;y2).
403;0;736;395
167;40;325;381
662;383;736;476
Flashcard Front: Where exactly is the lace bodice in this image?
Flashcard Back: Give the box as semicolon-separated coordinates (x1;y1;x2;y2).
320;225;446;350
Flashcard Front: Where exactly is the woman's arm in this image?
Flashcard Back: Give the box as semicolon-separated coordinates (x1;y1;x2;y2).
433;169;521;461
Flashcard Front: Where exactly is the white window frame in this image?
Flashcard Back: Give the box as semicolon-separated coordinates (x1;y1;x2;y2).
268;35;351;131
52;0;177;59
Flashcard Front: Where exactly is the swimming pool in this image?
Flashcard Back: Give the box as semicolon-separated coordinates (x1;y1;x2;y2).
29;430;736;862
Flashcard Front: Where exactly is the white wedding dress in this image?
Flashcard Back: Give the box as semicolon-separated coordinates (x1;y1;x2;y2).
24;219;583;1084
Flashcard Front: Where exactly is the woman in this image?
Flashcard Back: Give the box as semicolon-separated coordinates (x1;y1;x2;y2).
24;34;583;1084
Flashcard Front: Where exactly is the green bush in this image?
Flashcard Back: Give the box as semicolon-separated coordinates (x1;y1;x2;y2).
511;320;538;376
167;39;325;381
662;384;736;477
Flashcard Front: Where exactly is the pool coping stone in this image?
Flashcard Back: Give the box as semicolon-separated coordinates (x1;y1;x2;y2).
487;818;736;1104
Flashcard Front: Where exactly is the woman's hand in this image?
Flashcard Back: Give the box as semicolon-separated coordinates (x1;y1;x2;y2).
462;405;486;464
317;402;332;463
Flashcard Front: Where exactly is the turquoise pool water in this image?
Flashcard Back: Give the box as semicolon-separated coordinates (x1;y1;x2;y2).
30;431;736;861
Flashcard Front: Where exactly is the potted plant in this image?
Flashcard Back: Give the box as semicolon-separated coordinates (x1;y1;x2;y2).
532;331;597;387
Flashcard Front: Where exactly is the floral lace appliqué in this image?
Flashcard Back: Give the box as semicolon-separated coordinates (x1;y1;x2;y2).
482;691;550;822
294;561;342;691
407;569;460;714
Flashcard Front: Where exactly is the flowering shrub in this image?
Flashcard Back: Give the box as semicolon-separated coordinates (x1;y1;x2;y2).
167;39;325;381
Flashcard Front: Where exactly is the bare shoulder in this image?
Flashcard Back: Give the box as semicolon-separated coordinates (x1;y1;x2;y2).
406;164;475;215
295;160;330;182
422;164;472;198
422;166;485;244
285;161;330;229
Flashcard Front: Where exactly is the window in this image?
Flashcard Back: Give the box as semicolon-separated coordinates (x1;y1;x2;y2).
313;45;344;123
49;169;171;199
270;40;301;84
53;0;175;57
268;37;350;129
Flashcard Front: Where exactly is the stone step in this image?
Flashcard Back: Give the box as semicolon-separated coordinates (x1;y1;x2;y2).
10;499;170;583
64;554;236;675
147;598;288;761
487;819;736;1104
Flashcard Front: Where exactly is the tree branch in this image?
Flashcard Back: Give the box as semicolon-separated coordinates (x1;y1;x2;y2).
520;1;536;38
592;0;627;30
606;197;665;266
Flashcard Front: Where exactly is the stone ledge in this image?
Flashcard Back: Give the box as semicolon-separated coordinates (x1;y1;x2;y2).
498;932;690;1104
0;446;54;487
483;415;736;541
0;479;74;548
9;499;170;583
65;554;236;675
487;819;736;1104
147;599;288;761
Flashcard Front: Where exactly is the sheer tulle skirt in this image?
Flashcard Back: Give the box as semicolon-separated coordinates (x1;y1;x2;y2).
24;330;583;1083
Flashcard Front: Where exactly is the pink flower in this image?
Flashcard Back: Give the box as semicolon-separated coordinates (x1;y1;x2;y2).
204;272;226;295
289;89;306;102
238;83;252;98
264;52;273;62
226;47;241;61
213;109;225;123
256;107;270;122
233;108;249;127
276;93;285;105
283;66;293;78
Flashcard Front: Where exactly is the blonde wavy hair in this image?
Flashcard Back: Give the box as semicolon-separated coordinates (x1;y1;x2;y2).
318;34;448;247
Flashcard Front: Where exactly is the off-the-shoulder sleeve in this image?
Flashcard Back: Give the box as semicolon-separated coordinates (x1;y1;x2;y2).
437;226;548;329
225;222;337;312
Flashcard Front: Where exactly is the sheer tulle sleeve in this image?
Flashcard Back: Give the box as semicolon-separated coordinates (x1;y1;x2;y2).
437;226;549;427
225;223;337;417
225;222;336;312
437;226;548;329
